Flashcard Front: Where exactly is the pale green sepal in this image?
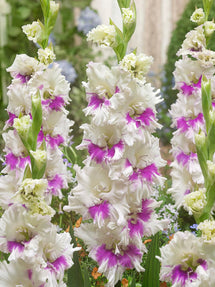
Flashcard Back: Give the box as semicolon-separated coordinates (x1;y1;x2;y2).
195;132;208;182
40;0;50;26
199;183;215;222
117;0;131;10
23;164;32;180
201;76;212;134
109;19;125;62
30;91;43;151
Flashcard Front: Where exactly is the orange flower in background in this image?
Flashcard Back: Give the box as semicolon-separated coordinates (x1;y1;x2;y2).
121;278;128;287
65;225;70;232
74;217;82;228
92;267;102;280
168;234;174;243
160;282;168;287
143;239;152;244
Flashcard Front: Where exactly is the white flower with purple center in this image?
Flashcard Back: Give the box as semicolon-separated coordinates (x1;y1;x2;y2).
0;204;52;261
23;226;80;279
0;259;48;287
158;231;210;287
75;222;145;287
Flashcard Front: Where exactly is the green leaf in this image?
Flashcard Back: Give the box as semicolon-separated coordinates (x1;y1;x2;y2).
130;275;136;287
207;121;215;160
142;232;161;287
115;280;121;287
67;224;84;287
82;263;91;287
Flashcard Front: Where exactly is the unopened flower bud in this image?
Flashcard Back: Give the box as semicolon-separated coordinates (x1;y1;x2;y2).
38;47;56;65
22;21;43;43
122;8;135;25
184;188;206;215
87;24;116;47
198;219;215;242
13;115;32;138
190;8;205;25
204;21;215;36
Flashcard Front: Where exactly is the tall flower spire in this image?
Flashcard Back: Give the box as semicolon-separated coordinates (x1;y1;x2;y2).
0;1;79;285
64;0;168;285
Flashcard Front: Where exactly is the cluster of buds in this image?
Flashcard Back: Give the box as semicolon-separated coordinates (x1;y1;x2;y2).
0;1;79;285
64;0;168;285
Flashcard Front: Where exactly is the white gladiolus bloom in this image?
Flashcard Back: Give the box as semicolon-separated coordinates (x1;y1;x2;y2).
87;24;116;47
23;226;80;279
158;231;213;287
6;80;32;116
0;204;52;260
0;259;48;287
120;53;153;81
29;63;70;104
7;54;45;78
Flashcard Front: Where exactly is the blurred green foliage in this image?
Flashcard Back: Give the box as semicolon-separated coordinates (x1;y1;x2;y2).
159;0;215;144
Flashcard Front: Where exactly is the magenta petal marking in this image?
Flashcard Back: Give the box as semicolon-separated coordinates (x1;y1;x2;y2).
193;76;202;89
176;117;188;132
135;108;155;127
16;73;30;83
139;163;159;182
89;201;110;220
88;143;106;163
19;156;30;169
128;218;143;237
129;171;139;181
125;159;132;168
115;86;120;94
38;84;44;90
5;153;18;170
52;256;68;271
176;152;197;166
197;259;207;270
119;245;142;268
42;96;65;111
96;245;117;268
27;269;33;280
6;113;17;126
8;241;24;253
180;83;194;96
37;130;44;143
177;113;204;132
48;175;64;195
47;134;64;148
172;265;197;286
107;140;124;158
139;199;153;221
88;93;109;110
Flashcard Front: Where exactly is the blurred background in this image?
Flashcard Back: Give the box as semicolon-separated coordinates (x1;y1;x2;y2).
1;0;215;163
